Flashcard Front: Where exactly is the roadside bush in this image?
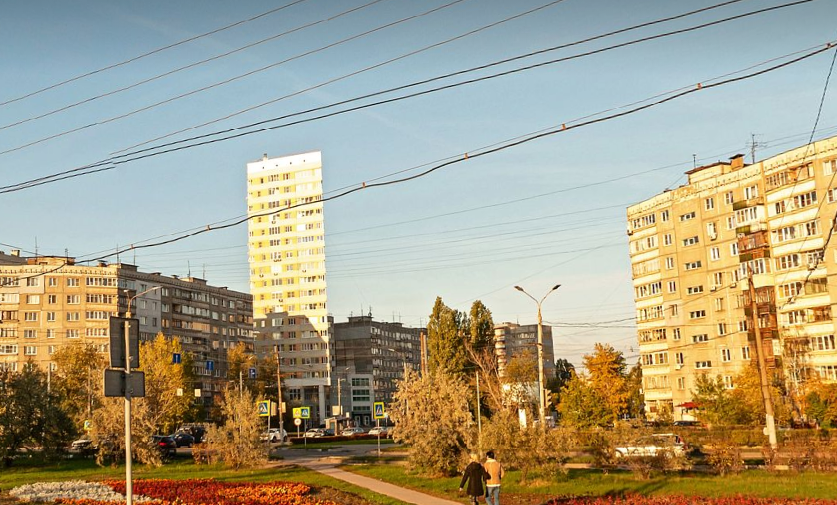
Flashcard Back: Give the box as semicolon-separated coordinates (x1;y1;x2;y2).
586;429;617;472
200;388;266;468
482;410;572;482
705;437;744;476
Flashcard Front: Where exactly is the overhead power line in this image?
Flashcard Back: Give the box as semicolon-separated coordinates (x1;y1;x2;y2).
0;0;814;194
0;0;312;107
61;41;834;265
111;0;750;156
0;0;469;155
0;0;389;132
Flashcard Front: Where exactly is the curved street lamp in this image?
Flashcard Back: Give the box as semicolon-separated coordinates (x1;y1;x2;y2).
514;284;561;426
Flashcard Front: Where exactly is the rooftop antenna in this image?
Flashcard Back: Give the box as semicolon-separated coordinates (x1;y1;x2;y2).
133;248;136;265
34;237;38;257
692;154;697;169
116;244;120;264
188;260;191;278
368;306;372;318
203;263;206;279
746;133;767;164
64;248;69;260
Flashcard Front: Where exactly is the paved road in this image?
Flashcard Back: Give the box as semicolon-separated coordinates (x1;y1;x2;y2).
278;444;463;505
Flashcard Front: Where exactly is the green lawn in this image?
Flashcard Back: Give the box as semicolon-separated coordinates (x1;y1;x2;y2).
344;463;837;503
0;456;410;505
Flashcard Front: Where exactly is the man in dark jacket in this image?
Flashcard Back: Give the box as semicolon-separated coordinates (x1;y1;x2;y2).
459;453;487;504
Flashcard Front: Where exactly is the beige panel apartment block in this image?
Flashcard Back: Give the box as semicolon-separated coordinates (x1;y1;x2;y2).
0;255;253;411
246;152;331;421
628;135;837;420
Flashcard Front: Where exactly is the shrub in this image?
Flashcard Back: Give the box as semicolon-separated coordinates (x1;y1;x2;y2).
705;437;743;475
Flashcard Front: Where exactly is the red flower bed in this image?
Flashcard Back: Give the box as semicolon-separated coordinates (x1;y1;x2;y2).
544;496;837;505
55;479;339;505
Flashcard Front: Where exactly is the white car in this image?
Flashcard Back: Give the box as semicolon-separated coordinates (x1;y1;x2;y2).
615;434;687;458
368;426;391;436
341;427;366;436
260;428;287;443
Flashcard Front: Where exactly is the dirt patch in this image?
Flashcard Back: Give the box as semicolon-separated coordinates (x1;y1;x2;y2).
308;485;375;505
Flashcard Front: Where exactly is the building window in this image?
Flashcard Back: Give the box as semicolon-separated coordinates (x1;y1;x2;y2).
25;294;40;304
684;261;702;271
721;348;732;362
730;243;739;256
24;346;36;356
663;234;672;246
670;304;679;317
705;197;715;210
24;312;38;322
677;377;686;390
689;310;706;319
686;285;704;295
742;346;750;360
673;328;681;340
48;277;57;287
679;211;696;222
66;312;80;322
692;334;709;343
661;210;670;222
67;295;80;304
723;376;735;389
717;323;727;335
683;236;699;247
665;257;675;269
26;277;40;287
744;185;759;200
667;281;677;293
23;329;37;339
67;278;79;287
695;360;713;369
811;334;836;351
46;312;56;322
675;352;684;365
710;247;721;261
715;298;724;311
725;191;734;205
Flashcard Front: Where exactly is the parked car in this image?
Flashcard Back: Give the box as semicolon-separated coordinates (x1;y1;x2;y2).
673;420;702;427
614;433;687;458
341;427;366;436
368;426;390;437
172;432;195;447
304;428;325;438
260;428;287;443
71;437;96;453
152;435;177;459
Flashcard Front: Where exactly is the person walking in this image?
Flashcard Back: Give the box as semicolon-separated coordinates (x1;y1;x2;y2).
459;453;487;504
483;450;504;505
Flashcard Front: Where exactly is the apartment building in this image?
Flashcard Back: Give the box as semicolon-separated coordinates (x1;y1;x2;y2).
493;322;556;380
627;135;837;419
331;314;424;426
0;255;253;410
246;152;332;421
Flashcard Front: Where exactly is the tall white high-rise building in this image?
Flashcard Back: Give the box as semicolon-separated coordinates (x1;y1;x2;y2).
246;152;331;421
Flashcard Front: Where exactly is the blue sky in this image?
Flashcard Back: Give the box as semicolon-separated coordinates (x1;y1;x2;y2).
1;0;836;367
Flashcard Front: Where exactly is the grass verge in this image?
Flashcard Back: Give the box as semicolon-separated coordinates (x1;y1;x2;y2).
0;456;411;505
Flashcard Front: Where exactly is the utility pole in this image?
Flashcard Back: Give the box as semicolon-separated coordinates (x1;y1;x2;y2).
747;268;778;449
515;284;561;427
276;347;284;440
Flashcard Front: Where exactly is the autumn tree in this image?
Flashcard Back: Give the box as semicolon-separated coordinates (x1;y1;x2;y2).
427;297;469;376
625;362;645;419
728;361;792;426
390;368;475;476
0;365;73;466
557;371;611;428
690;374;752;426
547;358;575;408
584;343;630;420
804;381;837;427
52;342;107;429
202;386;267;468
92;333;192;466
468;300;494;351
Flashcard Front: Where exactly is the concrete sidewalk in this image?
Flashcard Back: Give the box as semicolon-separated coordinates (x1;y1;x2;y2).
298;457;463;505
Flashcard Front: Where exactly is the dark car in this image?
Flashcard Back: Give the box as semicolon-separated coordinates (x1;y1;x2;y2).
673;420;702;427
172;432;195;447
152;435;177;459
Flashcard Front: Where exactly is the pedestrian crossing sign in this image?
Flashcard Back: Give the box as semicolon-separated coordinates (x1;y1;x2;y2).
293;406;311;419
373;402;385;419
257;400;270;417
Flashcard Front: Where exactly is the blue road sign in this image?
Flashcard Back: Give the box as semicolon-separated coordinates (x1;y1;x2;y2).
249;367;257;379
257;400;270;417
373;402;386;419
172;353;181;364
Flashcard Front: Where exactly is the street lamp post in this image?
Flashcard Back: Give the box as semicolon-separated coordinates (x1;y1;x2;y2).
123;285;161;505
514;284;561;427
